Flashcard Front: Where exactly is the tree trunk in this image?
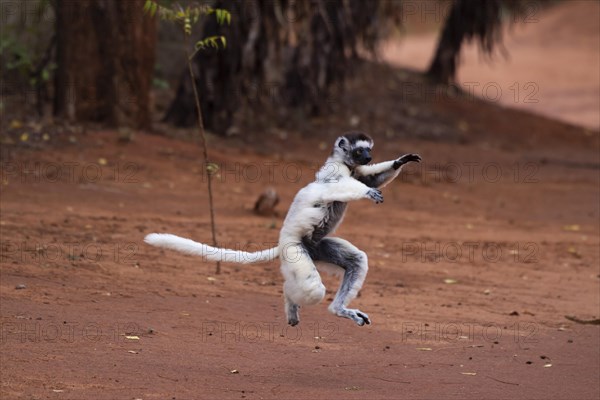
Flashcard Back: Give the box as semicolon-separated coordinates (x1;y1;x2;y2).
54;0;156;129
426;1;464;85
427;0;504;85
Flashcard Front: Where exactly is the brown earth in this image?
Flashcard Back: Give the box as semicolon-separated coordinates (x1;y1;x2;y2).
1;2;600;399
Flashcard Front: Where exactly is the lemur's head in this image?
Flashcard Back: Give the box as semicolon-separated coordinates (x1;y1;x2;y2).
333;131;374;168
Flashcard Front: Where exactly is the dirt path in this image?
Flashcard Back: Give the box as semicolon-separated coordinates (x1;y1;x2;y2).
381;0;600;130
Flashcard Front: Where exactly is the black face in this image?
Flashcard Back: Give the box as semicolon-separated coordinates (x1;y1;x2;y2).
352;147;372;165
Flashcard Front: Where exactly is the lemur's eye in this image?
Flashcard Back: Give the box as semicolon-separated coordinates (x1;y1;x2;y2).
353;149;361;156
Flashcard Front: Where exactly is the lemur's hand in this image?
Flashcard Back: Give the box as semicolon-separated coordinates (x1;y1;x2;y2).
366;188;384;204
393;154;422;170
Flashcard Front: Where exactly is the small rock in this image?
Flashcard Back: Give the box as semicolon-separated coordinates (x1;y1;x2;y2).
254;187;279;216
226;126;240;137
15;284;26;290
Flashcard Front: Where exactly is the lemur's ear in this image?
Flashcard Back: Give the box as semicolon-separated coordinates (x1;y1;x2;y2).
337;137;347;149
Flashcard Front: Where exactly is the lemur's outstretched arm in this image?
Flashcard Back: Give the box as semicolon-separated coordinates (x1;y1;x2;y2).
355;154;421;188
319;177;384;204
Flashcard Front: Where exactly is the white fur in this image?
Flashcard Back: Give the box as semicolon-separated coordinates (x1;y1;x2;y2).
355;160;395;176
144;233;279;264
354;160;401;188
354;139;372;149
277;159;373;306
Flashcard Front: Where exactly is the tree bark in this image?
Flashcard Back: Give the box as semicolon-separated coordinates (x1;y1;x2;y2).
54;0;156;129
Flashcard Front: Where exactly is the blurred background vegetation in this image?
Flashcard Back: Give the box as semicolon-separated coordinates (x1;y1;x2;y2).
0;0;577;140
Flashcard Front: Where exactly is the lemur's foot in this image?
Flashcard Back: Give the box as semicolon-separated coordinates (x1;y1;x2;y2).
366;189;384;204
394;154;422;169
334;308;371;326
287;303;300;326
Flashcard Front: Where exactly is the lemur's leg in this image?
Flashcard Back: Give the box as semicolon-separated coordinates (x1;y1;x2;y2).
284;295;300;326
280;243;326;326
312;238;370;326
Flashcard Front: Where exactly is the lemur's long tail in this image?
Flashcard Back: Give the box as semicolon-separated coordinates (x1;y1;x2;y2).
144;233;279;264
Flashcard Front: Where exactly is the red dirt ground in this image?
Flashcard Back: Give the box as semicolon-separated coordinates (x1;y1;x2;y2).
1;103;599;399
1;3;600;400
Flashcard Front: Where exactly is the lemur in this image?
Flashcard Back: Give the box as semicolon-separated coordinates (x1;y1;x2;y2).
145;132;421;326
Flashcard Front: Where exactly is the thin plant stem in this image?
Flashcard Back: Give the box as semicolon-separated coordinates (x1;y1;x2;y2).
184;35;221;274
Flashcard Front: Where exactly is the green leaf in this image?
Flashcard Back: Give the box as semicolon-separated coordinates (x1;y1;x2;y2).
206;163;220;175
213;9;231;25
195;36;226;51
184;16;191;35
